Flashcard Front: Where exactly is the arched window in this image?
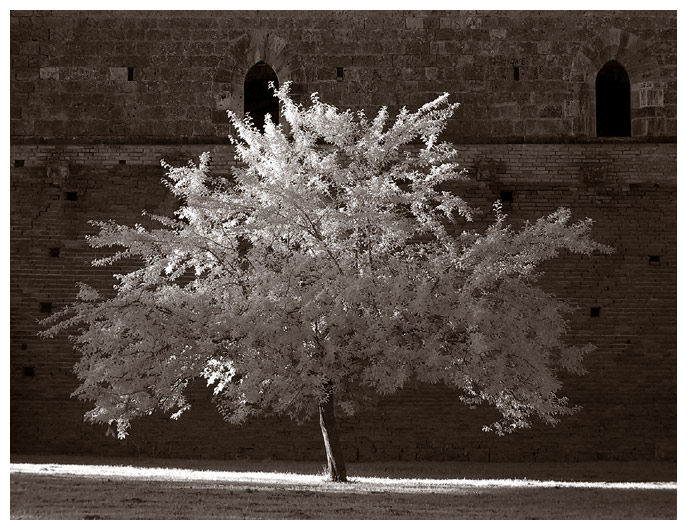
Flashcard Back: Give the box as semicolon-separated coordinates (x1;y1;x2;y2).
244;61;279;132
596;60;631;137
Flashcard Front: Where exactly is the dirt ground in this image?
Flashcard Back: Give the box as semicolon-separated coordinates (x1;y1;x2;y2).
9;455;677;520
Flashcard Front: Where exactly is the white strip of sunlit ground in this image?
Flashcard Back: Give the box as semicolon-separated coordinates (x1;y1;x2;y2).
9;463;677;491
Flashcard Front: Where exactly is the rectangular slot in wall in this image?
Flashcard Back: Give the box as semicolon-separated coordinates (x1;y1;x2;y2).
65;191;78;201
500;190;513;203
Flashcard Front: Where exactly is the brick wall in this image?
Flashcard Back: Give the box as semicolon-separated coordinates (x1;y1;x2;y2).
10;10;676;462
10;141;676;461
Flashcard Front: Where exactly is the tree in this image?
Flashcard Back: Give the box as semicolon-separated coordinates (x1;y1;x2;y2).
42;83;612;482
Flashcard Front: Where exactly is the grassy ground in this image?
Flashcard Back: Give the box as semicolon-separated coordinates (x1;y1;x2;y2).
9;454;677;520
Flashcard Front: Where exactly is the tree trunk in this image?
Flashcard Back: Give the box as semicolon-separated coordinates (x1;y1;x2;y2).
318;385;348;482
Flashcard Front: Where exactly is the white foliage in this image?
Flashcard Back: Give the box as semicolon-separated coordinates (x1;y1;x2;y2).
41;83;612;437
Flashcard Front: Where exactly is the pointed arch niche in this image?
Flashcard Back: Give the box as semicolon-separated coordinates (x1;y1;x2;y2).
596;60;631;137
244;61;279;131
569;28;664;138
212;31;306;132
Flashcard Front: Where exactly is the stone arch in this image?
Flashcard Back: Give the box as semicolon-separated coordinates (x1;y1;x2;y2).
244;61;280;132
569;28;663;137
213;31;307;128
596;60;631;137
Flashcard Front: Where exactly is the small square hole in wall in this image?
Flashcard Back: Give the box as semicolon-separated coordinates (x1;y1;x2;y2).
590;307;601;318
128;67;135;81
14;160;25;167
336;67;344;81
40;302;53;314
23;366;35;377
119;159;127;165
65;191;78;201
500;190;513;203
49;247;61;258
649;255;660;265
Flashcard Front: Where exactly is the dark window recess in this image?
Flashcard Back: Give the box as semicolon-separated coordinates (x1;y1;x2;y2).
336;67;344;81
513;66;520;81
119;159;127;165
49;247;61;258
40;302;53;313
649;255;661;265
596;60;631;137
500;190;514;203
23;366;35;377
65;191;78;201
14;160;25;167
590;307;601;318
127;67;135;81
244;61;279;132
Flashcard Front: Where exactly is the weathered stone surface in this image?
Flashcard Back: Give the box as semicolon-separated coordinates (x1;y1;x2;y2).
9;10;677;143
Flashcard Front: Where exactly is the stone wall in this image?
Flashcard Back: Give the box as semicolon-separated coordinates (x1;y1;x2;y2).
10;10;676;462
11;10;677;143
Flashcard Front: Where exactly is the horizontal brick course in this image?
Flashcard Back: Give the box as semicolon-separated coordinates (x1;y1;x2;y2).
10;141;676;462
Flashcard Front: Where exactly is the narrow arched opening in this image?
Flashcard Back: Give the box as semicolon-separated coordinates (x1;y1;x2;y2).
596;60;631;137
244;61;279;132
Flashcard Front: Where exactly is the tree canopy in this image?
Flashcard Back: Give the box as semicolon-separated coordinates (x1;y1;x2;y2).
42;83;612;481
